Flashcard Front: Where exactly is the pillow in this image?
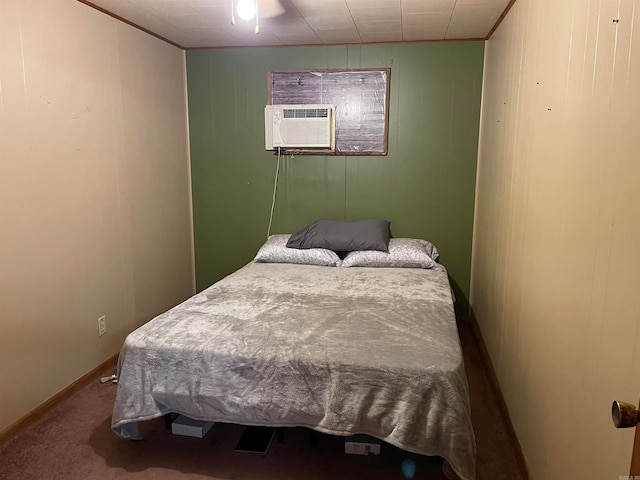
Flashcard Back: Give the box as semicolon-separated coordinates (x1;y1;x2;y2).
254;234;341;266
286;219;391;252
341;238;438;269
417;238;439;262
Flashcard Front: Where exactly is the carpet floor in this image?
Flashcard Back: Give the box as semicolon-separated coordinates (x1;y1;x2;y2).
0;320;527;480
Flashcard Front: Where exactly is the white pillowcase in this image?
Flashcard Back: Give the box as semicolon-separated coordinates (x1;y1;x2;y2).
341;238;438;269
254;234;341;267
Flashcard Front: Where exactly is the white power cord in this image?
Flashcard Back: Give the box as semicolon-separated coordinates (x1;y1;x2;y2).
100;374;118;384
266;147;281;239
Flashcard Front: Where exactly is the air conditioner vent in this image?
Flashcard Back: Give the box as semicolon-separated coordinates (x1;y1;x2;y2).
283;108;329;119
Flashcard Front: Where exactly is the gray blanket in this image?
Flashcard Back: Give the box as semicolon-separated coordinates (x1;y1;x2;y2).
112;262;475;480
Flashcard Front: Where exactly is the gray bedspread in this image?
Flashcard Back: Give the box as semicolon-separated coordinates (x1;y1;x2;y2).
111;262;475;480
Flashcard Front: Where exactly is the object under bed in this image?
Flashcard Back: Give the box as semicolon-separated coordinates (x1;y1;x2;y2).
111;261;475;480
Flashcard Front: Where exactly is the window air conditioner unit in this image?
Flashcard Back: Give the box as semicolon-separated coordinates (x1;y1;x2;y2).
265;104;335;150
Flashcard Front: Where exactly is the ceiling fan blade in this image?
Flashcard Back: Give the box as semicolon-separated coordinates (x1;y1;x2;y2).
259;0;285;18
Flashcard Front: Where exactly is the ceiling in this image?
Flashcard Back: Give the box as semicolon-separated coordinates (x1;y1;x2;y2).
81;0;513;49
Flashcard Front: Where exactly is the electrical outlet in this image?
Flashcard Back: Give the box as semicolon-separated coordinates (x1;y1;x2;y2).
98;315;107;337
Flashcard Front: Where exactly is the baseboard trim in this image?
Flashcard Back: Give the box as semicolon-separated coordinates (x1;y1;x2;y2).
0;353;119;445
464;312;533;479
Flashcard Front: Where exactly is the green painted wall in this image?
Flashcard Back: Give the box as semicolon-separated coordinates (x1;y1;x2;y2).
186;41;484;315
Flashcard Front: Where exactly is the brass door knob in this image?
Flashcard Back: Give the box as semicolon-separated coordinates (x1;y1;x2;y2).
612;400;640;428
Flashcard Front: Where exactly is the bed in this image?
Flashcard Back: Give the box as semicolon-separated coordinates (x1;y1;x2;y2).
111;234;476;480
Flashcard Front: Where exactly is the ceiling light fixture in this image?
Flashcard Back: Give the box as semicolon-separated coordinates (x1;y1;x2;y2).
237;0;255;20
231;0;260;34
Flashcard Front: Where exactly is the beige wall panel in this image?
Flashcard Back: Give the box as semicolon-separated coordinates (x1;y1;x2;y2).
0;0;193;432
472;0;640;478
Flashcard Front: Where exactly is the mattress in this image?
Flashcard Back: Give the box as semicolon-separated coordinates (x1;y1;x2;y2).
111;261;475;480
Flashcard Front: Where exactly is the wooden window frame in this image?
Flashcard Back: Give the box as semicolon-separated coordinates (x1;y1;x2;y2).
267;68;391;156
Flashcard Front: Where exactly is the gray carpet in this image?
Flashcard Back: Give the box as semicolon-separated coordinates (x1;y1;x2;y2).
0;320;526;480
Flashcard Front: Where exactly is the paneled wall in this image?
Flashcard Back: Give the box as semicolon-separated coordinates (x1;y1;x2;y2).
187;42;484;314
0;0;193;433
472;0;640;478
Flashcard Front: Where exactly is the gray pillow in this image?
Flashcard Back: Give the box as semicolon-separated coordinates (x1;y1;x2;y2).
286;219;391;252
254;234;341;266
341;238;438;269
